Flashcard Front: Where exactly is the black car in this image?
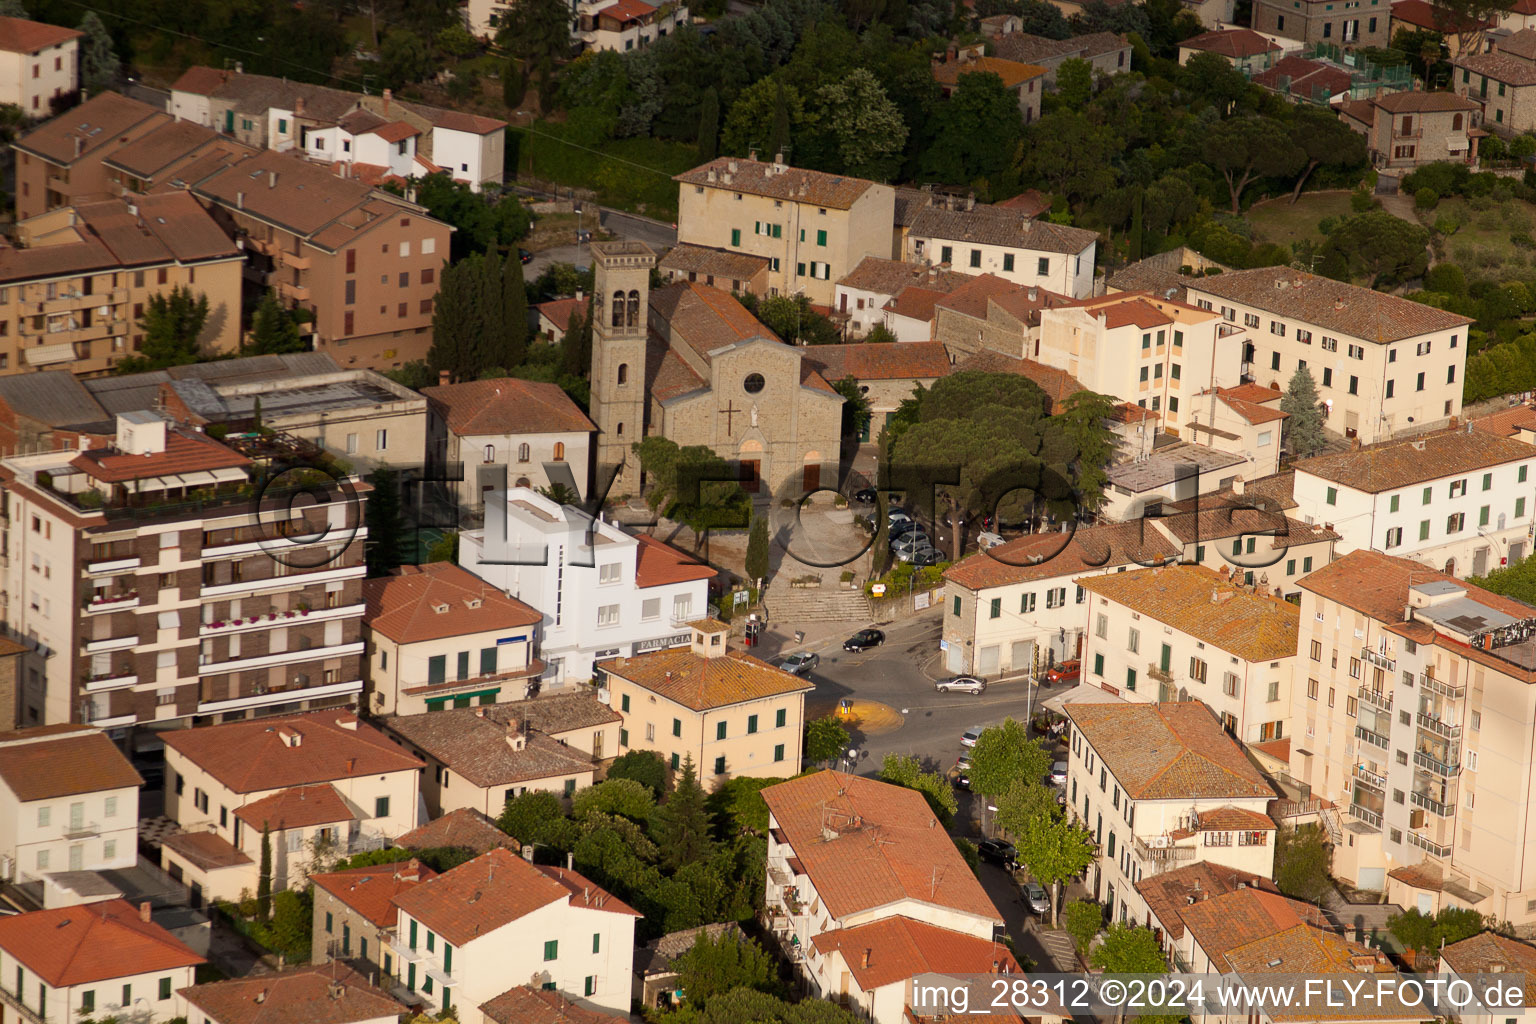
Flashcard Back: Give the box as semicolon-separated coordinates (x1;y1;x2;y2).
518;247;534;264
853;488;877;505
843;628;885;652
977;838;1017;865
888;520;923;538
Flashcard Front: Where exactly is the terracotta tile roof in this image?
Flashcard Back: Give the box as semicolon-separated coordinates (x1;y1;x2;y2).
838;256;972;296
811;917;1018;990
1253;737;1290;763
398;100;507;135
1299;548;1536;625
363;563;541;645
1176;805;1276;835
932;55;1049;90
422;377;596;437
1191;267;1472;342
764;772;1002;922
1064;702;1277;800
365;121;419;142
1214;387;1288;426
170;65;228;95
161;830;254;871
1392;0;1492;31
675;158;877;210
933;273;1018;319
180;963;403;1024
596;0;659;22
310;860;437;927
481;985;623;1024
235;783;355;831
1473;403;1536;437
162;711;424;794
1252;56;1354;99
0;724;141;801
1175;887;1336;965
396;808;519;854
633;533;716;588
383;707;604;788
1369;88;1481;112
658;243;771;282
0;16;82;52
69;425;250;484
1441;932;1536;1001
1293;426;1534;492
1241;470;1298;510
15;91;166;166
1451;50;1536;85
535;297;587;333
944;522;1180;590
648;347;708;402
886;286;950;322
1180;28;1282;57
1388;861;1444;891
1154;508;1337;550
392;848;636;946
803;342;952;382
193;150;380;240
1135;862;1276;941
1221;928;1400;1019
1077;564;1299;661
598;645;810;712
649;281;774;364
1500;27;1536;59
994;189;1052;216
1098;297;1174;330
0;899;203;986
994;30;1126;62
908;205;1098;254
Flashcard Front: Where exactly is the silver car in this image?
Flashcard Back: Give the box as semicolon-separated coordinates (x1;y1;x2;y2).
936;676;986;695
781;652;819;676
1023;881;1050;915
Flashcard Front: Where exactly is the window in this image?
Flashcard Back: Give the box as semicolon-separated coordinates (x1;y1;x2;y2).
1223;673;1240;697
1094;653;1104;676
1522;465;1530;483
1386;380;1395;399
672;718;682;737
1021;593;1036;613
597;604;619;626
375;796;390;818
160;978;172;1001
716;721;727;741
1190;658;1207;682
990;598;1001;619
1385;527;1402;549
953;596;961;616
941;246;953;265
1003;253;1014;272
816;229;827;246
544;940;558;961
1271;351;1281;370
713;755;726;775
1519;497;1528;518
774;743;786;762
1126;668;1136;691
1349;376;1359;395
1481;505;1491;527
1326;487;1337;506
1127;628;1139;654
376;429;388;451
747;714;758;734
730;228;740;246
1447;512;1465;533
1096;614;1108;638
1037;257;1049;275
82;992;94;1014
599;562;621;584
969;249;981;268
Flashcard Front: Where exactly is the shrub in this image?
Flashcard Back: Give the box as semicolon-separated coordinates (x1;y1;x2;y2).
1415;187;1439;210
1350;187;1377;213
1424;263;1466;294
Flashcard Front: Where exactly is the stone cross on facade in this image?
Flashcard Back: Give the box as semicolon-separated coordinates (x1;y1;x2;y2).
721;400;740;434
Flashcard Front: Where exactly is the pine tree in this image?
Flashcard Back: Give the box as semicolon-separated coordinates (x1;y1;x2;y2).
697;87;720;163
256;824;273;923
249;292;304;354
654;755;714;871
78;12;119;95
745;511;769;584
499;250;529;370
117;286;208;373
1281;365;1327;457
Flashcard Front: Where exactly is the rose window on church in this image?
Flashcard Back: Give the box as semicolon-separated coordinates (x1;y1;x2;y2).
743;373;765;394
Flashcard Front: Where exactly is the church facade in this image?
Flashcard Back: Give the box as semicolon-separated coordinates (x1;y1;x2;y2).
588;240;843;500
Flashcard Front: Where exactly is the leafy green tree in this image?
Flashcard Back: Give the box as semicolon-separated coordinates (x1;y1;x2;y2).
248;292;304;354
380;29;432;88
364;467;407;577
674;931;781;1007
1386;908;1439;952
1274;823;1333;903
1024;110;1124;209
878;754;957;827
1053;390;1118;515
1092;924;1177;1023
1176;51;1250;113
745;511;770;584
1434;0;1514;58
740;292;841;345
1289;104;1367;203
498;0;573;70
607;750;668;795
1063;899;1103;955
813;68;907;180
78;12;120;94
117;287;209;373
697;86;720;162
662;986;860;1024
921;71;1022;187
0;0;29;16
721;78;807;158
864;323;897;344
995;777;1061;838
831;375;871;440
537;482;580;505
256;825;273;923
266;887;313;961
424;530;458;563
632;436;749;534
709;776;775;835
953;836;981;875
1204;116;1304;213
1055;58;1094;109
654;755;714;870
573;778;656;821
1424;262;1467;295
1281;365;1327;458
503;58;526;106
1015;806;1095;927
499;789;565;845
969;718;1052;797
804;716;849;766
1319;210;1430;287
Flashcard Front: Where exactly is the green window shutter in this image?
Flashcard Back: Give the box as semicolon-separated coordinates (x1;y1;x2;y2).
1093;653;1103;675
544;940;559;961
1303;557;1313;572
1126;668;1136;691
990;598;1001;618
621;693;630;712
731;228;741;246
1480;506;1490;527
1287;559;1295;575
776;708;786;727
716;720;727;740
816;229;827;246
1419;520;1430;541
1326;487;1337;505
670;752;680;770
1519;497;1528;518
593;933;601;954
428;655;445;684
672;718;682;737
747;714;758;734
619;728;628;746
1389;495;1399;512
952;596;961;616
774;743;785;761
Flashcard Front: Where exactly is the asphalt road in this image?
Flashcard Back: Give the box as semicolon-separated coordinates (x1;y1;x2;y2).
524;208;677;280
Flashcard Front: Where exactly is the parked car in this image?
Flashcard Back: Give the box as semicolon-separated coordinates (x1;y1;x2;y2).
888;519;923;538
976;531;1005;550
1023;881;1050;915
898;547;940;566
843;629;885;652
887;508;913;524
956;753;972;774
961;725;983;747
781;652;819;676
953;771;971;791
1048;761;1069;786
518;247;534;264
977;838;1016;865
1045;660;1081;685
936;676;986;695
853;488;877;505
891;535;934;555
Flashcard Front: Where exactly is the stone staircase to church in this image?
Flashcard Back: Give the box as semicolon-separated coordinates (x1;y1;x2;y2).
764;585;872;624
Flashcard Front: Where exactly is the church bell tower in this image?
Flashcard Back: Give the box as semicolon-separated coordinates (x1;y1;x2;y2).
589;240;655;497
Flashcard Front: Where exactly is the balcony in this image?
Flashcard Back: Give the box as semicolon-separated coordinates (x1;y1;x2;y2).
62;821;100;840
83;672;137;691
85;712;136;728
276;281;311;303
195;640;365;676
203;525;368;561
1348;804;1382;829
1133;835;1197;865
1361;648;1395;672
1416;713;1461;741
1358;686;1393;711
0;982;47;1024
200;563;364;599
85;555;140;575
1354;724;1390;750
83;592;139;613
1411;791;1456;817
1414;749;1462;777
277;250;312;271
198;602;366;637
84;634;140;653
1352;763;1386;791
1408;831;1452;858
1421;674;1465;700
195;677;362;715
1393;126;1424;139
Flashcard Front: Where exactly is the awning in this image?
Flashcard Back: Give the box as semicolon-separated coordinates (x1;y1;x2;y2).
25;341;76;366
1042;681;1126;715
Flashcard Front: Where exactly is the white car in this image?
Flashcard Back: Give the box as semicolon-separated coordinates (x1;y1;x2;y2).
1048;761;1068;786
961;725;983;747
977;531;1005;550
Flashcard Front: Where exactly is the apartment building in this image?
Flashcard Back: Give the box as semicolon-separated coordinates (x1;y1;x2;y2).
1036;293;1246;439
673;157;897;306
1184;269;1473;444
1251;0;1390;47
389;847;639;1023
833;257;971;337
1185;384;1289;479
578;0;691;52
0;900;204;1024
1079;565;1299;743
459;487;713;685
1339;90;1482;168
309;860;435;972
1064;702;1277;928
1292;426;1536;576
0;724;140;882
1440;931;1536;1024
11;91;167;220
1452;37;1536;134
159;710;423;902
599;620;810;786
422;377;595;509
0;17;80;118
383;695;620;815
0;411;370;731
192;150;453;370
1289;549;1536;923
0;193;243;375
904;203;1098;297
182;964;405;1024
761;771;1010;1023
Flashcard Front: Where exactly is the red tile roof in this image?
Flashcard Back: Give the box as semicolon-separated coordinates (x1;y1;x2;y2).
1252;56;1354;99
1293;426;1535;493
70;427;251;484
812;917;1018;990
803;342;952;382
535;297;587;333
162;711;423;794
762;771;1003;923
675;158;877;211
481;985;623;1024
944;522;1179;590
235;783;355;831
596;0;657;21
366;121;420;142
1299;548;1536;625
364;562;540;645
1214;384;1288;425
171;65;230;96
599;646;811;712
0;899;203;986
1473;403;1536;438
310;860;437;927
423;377;596;437
0;16;83;53
1181;28;1282;57
0;724;141;801
162;830;253;871
1135;862;1277;941
1441;932;1536;1004
933;274;1018;319
395;807;519;854
1392;0;1492;31
885;286;950;323
180;963;404;1024
1099;297;1175;330
391;848;636;946
1064;702;1276;800
995;189;1052;216
633;533;716;588
933;55;1048;89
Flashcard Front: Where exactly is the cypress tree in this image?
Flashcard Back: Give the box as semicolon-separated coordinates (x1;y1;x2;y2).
429;260;472;378
745;511;769;584
770;81;790;159
501;251;529;370
697;87;720;163
256;824;273;923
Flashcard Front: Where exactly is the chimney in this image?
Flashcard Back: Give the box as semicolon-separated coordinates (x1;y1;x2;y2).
506;720;527;752
383;88;392;114
235;61;243;74
947;44;957;61
748;148;758;162
139;901;152;923
236;191;245;209
268;170;277;189
73;135;83;159
862;949;872;969
576;289;584;302
438;369;450;386
295;96;306;117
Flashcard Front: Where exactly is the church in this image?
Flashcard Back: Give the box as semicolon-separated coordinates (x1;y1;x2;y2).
588;240;844;500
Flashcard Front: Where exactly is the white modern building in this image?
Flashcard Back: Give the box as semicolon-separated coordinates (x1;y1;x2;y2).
460;487;714;685
0;17;80;119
